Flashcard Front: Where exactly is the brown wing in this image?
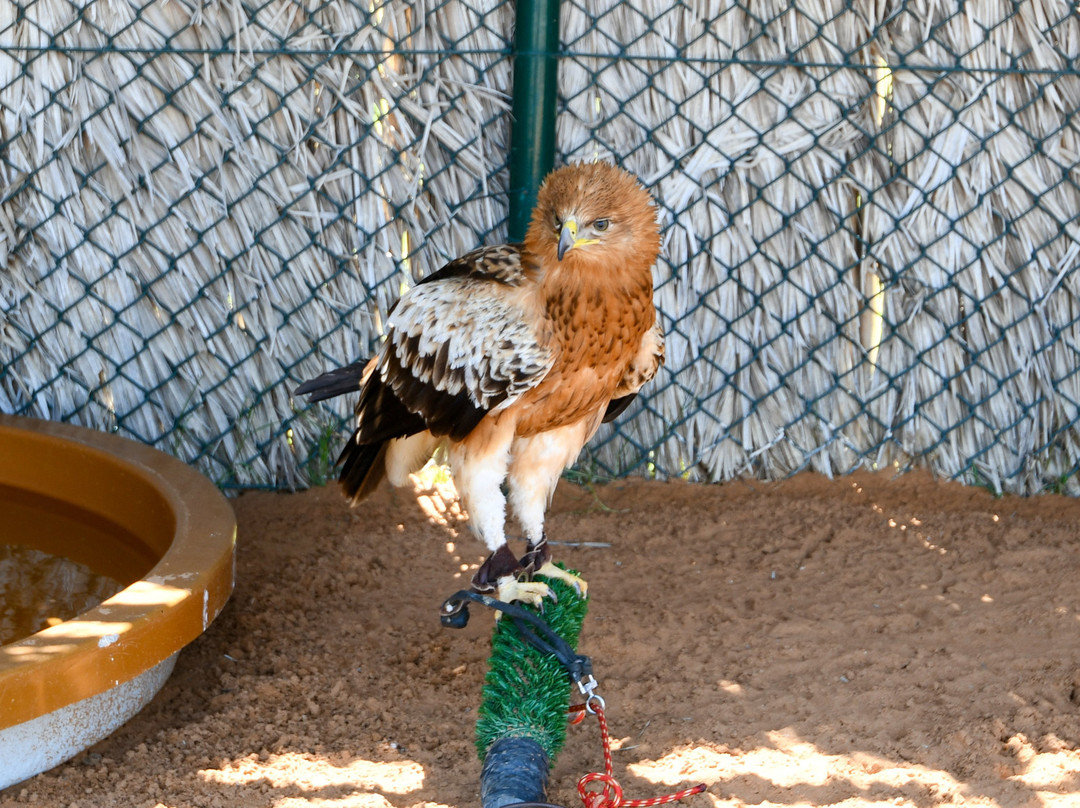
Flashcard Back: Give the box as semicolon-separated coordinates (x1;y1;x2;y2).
354;245;554;443
603;319;665;423
411;243;527;289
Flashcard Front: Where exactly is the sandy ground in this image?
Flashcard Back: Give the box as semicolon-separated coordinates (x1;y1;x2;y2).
4;468;1080;808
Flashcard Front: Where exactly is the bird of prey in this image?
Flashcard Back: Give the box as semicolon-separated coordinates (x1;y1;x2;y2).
296;161;663;605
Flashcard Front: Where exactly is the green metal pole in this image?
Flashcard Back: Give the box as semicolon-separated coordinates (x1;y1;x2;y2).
507;0;559;242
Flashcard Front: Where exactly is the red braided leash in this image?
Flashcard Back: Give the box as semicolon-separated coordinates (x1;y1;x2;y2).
574;704;707;808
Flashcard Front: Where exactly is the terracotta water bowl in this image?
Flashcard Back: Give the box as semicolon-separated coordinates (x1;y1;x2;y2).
0;415;235;789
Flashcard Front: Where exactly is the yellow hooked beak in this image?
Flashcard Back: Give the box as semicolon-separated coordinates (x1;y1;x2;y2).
557;217;598;261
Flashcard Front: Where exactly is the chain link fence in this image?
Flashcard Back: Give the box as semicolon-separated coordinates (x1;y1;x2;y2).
2;0;1079;495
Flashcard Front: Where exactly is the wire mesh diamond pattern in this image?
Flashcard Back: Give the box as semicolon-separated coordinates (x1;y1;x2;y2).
3;0;1080;495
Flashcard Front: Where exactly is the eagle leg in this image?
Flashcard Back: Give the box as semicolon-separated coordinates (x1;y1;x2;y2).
520;535;588;599
471;544;555;607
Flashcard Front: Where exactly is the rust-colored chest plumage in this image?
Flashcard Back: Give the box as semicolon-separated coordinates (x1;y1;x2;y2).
512;263;655;437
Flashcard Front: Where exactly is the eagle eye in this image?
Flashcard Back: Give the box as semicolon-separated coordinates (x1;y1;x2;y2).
593;218;610;231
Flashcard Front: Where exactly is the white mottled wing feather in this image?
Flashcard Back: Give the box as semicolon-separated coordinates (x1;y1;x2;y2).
381;275;553;431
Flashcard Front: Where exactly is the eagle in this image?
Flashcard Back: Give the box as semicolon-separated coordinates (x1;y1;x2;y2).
296;161;663;605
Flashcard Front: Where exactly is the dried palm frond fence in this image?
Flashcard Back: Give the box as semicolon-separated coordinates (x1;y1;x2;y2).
1;0;1079;495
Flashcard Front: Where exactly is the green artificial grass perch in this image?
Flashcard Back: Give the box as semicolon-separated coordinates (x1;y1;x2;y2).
475;569;589;763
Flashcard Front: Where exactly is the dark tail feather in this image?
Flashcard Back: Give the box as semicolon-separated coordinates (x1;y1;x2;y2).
338;434;388;504
295;360;372;403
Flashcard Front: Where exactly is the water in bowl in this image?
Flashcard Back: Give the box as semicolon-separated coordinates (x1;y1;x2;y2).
0;545;124;646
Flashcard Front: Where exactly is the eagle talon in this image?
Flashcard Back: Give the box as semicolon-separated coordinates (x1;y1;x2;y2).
495;575;554;608
519;537;587;599
535;561;588;599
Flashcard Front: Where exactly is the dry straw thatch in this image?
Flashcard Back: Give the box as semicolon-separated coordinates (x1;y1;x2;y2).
561;0;1080;494
2;0;1078;493
561;0;887;481
870;0;1080;494
0;0;513;487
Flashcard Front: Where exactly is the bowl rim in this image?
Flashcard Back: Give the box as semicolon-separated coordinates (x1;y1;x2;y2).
0;414;236;730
